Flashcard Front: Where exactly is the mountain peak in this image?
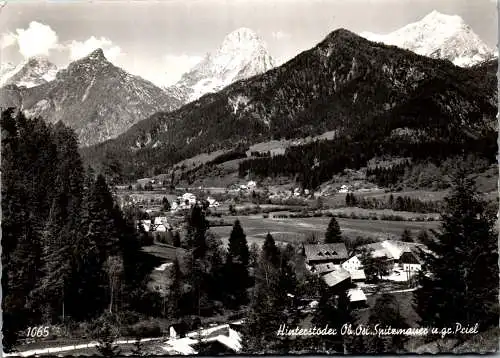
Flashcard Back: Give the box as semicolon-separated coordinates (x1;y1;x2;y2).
224;27;260;42
87;48;107;61
219;27;267;53
169;27;275;102
423;10;463;23
360;12;493;67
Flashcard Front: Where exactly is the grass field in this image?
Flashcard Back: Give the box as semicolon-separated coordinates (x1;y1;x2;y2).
210;215;441;247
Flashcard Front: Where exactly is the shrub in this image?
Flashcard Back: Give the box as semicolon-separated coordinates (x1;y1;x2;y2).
125;320;162;338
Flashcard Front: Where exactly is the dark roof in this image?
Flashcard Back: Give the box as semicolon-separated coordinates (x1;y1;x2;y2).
304;243;348;262
400;251;421;264
310;263;339;275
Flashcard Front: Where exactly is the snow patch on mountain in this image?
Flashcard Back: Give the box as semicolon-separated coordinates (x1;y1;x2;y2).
360;10;494;67
168;27;275;103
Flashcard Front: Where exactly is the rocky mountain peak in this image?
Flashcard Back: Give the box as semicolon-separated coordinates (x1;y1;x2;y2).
360;11;494;67
166;27;275;103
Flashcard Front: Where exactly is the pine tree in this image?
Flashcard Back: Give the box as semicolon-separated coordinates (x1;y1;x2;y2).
324;217;343;243
366;294;409;353
400;228;413;242
225;220;250;307
312;284;351;353
415;175;498;334
167;257;183;318
96;320;121;357
162;196;171;211
262;233;280;267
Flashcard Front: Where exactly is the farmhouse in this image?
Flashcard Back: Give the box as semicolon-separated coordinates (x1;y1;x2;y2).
400;251;422;273
303;243;348;265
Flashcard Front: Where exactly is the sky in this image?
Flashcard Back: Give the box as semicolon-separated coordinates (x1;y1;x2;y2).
0;0;497;87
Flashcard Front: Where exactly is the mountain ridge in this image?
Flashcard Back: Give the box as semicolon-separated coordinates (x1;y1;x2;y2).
82;28;497;180
0;48;182;146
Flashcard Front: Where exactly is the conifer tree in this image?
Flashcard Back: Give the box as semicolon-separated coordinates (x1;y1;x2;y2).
400;228;413;242
167;257;183;318
415;175;498;333
366;294;408;353
325;217;343;243
225;220;250;306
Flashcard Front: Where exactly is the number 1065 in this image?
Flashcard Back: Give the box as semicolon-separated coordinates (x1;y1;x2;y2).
26;326;50;338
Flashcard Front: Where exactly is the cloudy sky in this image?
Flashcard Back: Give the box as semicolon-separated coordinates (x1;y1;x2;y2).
0;0;497;86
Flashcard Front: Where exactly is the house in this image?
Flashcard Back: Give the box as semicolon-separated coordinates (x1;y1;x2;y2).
347;288;367;309
207;197;220;208
358;240;424;265
342;255;363;271
322;268;351;291
138;219;152;232
400;251;422;274
152;216;170;232
180;193;197;205
304;243;349;265
338;185;350;193
247;181;257;189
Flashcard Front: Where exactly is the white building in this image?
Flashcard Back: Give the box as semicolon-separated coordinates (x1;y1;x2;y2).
247;181;257;189
207;197;220;208
341;255;363;271
138;220;151;232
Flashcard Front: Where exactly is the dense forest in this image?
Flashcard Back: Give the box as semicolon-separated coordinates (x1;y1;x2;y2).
237;130;496;189
1;109;155;351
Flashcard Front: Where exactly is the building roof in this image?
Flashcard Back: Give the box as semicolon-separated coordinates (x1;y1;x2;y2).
304;243;348;262
400;251;422;264
322;268;351;287
349;269;366;281
310;263;340;275
359;240;424;260
347;288;367;302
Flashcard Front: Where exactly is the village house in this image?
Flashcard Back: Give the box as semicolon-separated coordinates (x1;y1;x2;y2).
400;251;422;274
322;268;352;292
347;288;367;309
303;243;349;266
341;255;363;271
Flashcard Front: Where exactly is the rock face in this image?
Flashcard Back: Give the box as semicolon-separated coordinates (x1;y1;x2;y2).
83;29;497;176
360;10;495;67
0;56;58;88
166;27;275;104
2;49;182;146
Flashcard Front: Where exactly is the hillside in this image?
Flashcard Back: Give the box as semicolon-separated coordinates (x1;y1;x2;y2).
82;29;497;181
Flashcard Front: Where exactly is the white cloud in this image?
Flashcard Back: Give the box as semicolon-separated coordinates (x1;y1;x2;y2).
14;21;60;58
68;36;123;61
162;54;203;85
271;31;291;40
0;32;16;49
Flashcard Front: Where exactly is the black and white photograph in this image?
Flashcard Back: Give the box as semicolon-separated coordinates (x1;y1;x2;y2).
0;0;498;355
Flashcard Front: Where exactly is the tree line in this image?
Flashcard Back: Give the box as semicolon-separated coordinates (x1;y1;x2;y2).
2;109;153;351
345;193;442;213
